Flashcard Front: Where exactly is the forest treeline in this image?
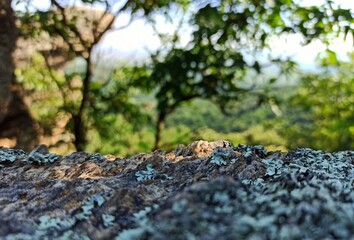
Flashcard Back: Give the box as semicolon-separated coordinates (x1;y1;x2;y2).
0;0;353;156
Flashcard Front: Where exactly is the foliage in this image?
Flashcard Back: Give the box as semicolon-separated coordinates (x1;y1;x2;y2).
16;53;153;155
16;0;188;151
132;0;354;149
276;53;354;151
11;0;354;154
88;67;152;143
166;98;280;133
14;53;76;154
11;52;286;156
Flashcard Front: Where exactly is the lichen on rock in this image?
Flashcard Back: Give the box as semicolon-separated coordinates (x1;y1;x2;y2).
0;141;353;239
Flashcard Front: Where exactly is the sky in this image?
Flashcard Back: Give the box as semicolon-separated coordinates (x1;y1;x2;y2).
14;0;354;68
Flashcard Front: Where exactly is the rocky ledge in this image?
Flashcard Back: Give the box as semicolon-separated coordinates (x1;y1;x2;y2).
0;140;353;239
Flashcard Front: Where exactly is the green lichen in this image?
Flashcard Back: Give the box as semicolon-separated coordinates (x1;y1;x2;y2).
234;144;268;158
76;194;105;220
116;205;159;240
21;194;106;239
89;153;106;161
119;148;354;239
116;227;147;240
159;173;173;183
4;216;89;240
135;164;157;181
38;215;75;231
263;158;288;178
210;147;236;166
102;214;115;228
27;151;59;164
0;148;26;163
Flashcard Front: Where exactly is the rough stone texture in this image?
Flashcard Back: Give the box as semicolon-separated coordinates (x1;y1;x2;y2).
0;140;353;239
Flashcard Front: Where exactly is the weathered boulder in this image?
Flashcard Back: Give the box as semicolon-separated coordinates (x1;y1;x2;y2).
0;140;353;239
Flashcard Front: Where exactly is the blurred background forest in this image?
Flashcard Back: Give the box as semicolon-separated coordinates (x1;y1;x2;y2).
0;0;353;156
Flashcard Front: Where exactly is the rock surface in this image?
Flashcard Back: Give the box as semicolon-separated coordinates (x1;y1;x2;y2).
0;140;353;239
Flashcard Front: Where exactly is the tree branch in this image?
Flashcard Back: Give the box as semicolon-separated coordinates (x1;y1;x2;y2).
51;0;89;55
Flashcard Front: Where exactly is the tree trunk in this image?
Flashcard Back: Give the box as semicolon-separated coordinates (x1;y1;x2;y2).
73;56;92;151
0;0;15;122
0;0;40;150
153;111;166;151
